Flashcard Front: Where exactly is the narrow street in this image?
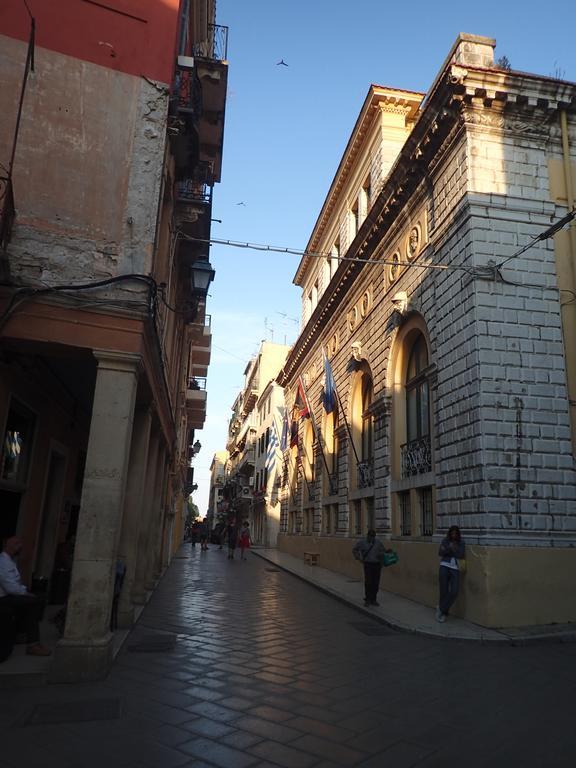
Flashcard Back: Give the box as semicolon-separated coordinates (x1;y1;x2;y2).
2;548;575;768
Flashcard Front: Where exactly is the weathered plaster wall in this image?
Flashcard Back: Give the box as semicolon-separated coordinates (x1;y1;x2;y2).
1;36;167;292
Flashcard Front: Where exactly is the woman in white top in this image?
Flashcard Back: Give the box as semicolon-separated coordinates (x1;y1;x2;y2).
436;526;465;623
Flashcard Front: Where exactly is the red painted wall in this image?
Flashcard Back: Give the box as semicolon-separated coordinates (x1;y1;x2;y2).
0;0;182;84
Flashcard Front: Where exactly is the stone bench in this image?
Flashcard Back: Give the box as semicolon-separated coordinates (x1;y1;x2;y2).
303;552;319;566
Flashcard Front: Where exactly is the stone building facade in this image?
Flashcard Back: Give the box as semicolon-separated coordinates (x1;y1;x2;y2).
218;342;290;540
0;0;227;679
278;34;576;628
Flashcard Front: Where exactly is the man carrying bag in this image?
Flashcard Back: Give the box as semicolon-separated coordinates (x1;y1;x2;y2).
353;529;388;607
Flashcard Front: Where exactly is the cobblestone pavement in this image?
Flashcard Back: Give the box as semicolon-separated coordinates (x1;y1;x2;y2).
2;547;576;768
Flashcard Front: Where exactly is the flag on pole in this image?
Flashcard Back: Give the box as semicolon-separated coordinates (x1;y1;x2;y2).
295;376;310;419
280;408;289;451
289;408;299;448
322;350;336;414
266;421;280;474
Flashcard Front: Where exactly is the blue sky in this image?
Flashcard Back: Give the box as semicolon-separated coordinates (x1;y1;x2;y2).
192;0;576;513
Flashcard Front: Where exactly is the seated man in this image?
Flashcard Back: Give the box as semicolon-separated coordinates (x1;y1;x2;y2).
0;537;51;656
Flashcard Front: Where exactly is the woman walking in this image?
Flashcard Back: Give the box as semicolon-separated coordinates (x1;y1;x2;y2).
436;525;465;623
238;521;252;560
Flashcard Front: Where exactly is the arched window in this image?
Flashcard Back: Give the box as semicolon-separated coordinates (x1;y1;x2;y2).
361;375;373;461
323;406;339;496
303;421;315;503
389;317;435;538
405;334;430;447
351;369;374;489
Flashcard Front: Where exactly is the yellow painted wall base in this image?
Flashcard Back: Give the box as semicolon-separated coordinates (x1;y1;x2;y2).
277;534;576;628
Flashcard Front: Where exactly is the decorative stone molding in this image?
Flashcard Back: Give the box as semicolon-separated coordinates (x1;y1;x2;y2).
346;284;373;333
369;394;392;422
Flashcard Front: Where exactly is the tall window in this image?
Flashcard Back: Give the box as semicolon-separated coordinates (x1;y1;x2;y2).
391;317;436;537
303;421;315;502
324;406;339;496
352;370;374;489
328;239;340;281
406;334;430;444
350;202;359;239
359;176;371;225
361;376;373;462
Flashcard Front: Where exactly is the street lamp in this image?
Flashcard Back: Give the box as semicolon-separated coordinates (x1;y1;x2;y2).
183;258;215;324
190;258;215;298
192;439;202;455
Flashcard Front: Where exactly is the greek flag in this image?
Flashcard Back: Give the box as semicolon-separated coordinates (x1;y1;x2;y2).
266;422;280;474
322;350;336;414
280;409;289;451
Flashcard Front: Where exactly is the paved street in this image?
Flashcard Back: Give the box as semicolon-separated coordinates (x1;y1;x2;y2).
1;547;576;768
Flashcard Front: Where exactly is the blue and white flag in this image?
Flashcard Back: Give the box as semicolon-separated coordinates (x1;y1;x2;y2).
280;409;289;452
266;421;280;474
322;350;336;414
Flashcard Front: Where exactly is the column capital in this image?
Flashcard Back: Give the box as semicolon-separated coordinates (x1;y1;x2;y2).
92;349;143;374
369;394;392;421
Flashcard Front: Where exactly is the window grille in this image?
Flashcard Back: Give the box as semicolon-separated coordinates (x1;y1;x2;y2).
399;492;411;536
420;487;434;536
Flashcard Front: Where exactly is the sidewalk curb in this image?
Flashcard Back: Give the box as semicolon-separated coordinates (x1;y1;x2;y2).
252;550;576;646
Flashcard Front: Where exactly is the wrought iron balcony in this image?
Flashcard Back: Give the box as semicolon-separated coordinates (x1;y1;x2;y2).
173;67;203;118
188;376;207;391
401;436;432;477
175;179;212;207
0;175;15;250
357;458;374;488
192;24;229;62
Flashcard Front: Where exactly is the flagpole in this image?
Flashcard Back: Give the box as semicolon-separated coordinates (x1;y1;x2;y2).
333;380;362;466
298;374;334;492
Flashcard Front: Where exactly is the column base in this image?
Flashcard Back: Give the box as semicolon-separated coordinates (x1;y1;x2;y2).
117;604;136;629
49;633;114;683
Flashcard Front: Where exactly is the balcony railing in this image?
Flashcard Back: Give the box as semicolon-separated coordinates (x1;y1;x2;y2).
401;436;432;477
0;175;15;250
174;67;203;116
175;179;212;206
357;458;374;488
192;24;229;62
188;376;207;391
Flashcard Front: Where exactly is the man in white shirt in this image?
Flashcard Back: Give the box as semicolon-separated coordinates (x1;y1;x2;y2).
0;537;51;656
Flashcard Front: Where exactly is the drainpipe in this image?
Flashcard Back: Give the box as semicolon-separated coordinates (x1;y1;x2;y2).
559;109;576;451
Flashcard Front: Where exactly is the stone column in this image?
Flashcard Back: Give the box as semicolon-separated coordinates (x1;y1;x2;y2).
50;352;140;683
148;447;168;586
116;406;152;628
132;431;160;604
371;394;392;533
335;425;348;533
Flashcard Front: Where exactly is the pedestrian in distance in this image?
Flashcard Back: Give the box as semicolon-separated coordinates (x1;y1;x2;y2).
190;520;199;548
199;519;209;551
436;525;466;623
238;521;252;560
352;529;387;607
225;519;238;560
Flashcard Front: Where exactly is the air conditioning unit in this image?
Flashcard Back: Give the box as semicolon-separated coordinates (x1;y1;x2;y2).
177;55;195;71
241;487;252;498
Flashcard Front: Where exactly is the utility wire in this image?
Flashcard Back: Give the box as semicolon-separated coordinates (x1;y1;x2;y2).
497;208;576;267
178;234;470;272
180;207;576;276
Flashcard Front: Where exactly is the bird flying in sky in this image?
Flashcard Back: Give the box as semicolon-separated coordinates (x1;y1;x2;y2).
276;59;289;67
